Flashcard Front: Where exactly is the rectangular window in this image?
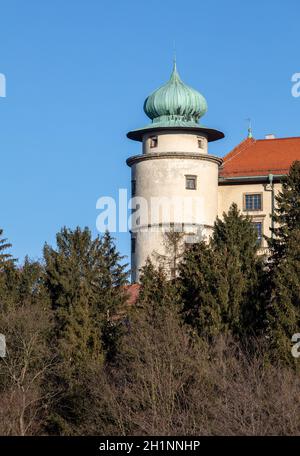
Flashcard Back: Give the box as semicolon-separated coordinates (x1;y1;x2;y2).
185;175;197;190
150;136;158;148
197;137;203;149
131;180;136;196
244;193;262;211
131;237;136;254
252;221;263;246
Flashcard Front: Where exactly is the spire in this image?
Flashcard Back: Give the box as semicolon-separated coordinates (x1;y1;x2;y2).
170;57;181;83
246;118;253;138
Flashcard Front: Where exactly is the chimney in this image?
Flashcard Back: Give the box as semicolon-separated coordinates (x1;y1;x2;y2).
265;134;276;139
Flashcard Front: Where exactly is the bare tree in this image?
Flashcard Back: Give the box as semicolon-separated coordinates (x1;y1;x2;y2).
0;303;55;435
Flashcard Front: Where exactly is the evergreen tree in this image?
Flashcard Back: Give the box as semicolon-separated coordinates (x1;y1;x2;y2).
0;229;18;311
137;258;179;319
211;203;265;337
267;229;300;364
268;161;300;262
179;205;265;340
43;227;128;434
0;228;12;270
178;241;225;339
266;163;300;363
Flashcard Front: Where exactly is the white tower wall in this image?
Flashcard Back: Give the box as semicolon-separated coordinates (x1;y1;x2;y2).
127;131;222;282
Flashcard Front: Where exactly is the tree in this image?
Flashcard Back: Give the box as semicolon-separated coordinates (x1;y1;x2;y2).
43;227;128;434
266;229;300;364
179;205;265;340
211;203;266;338
268;161;300;263
0;228;12;270
178;241;225;339
265;162;300;363
136;258;179;316
152;227;185;279
0;257;53;436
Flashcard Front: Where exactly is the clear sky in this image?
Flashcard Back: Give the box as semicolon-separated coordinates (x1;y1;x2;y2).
0;0;299;266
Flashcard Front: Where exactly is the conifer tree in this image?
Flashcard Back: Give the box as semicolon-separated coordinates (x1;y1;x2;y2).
179;205;265;340
268;161;300;263
178;241;225;339
43;227;128;433
137;258;179;319
211;203;265;337
266;162;300;362
267;229;300;364
0;228;13;270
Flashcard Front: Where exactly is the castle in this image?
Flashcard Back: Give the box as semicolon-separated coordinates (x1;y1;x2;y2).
126;63;300;282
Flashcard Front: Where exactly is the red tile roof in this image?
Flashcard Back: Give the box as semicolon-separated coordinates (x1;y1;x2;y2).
220;136;300;178
125;283;140;306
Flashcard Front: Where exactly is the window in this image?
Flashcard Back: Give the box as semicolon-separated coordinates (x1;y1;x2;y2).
131;180;136;196
131;237;136;254
244;193;262;211
252;221;263;246
197;137;203;149
185;175;197;190
150;136;158;148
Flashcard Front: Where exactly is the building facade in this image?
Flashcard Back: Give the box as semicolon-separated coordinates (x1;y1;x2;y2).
127;64;300;282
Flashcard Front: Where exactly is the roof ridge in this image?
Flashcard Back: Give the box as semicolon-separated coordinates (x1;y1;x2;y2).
256;136;300;142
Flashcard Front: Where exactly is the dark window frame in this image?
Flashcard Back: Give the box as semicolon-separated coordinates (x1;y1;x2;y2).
131;180;136;196
185;175;197;190
251;220;263;247
150;136;158;148
131;237;136;254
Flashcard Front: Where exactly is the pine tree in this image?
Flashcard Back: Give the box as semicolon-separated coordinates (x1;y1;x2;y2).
266;162;300;363
178;241;225;339
179;205;265;340
211;203;265;337
0;229;18;311
137;258;179;319
0;228;13;270
268;161;300;262
267;229;300;364
43;227;128;433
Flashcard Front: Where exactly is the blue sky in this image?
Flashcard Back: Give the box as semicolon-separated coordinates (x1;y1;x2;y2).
0;0;299;266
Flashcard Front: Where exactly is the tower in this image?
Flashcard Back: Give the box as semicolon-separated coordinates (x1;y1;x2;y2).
127;63;224;282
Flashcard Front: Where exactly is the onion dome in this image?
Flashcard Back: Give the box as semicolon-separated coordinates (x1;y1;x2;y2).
127;62;224;142
144;62;207;125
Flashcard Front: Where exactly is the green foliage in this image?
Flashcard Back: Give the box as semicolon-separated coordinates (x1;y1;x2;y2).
179;204;266;340
268;161;300;262
178;242;225;339
0;228;13;271
266;163;300;363
43;227;128;434
211;203;266;337
267;230;300;365
137;258;179;316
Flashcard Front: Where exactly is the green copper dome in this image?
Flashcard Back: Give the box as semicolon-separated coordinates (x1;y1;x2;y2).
127;63;224;142
144;62;207;125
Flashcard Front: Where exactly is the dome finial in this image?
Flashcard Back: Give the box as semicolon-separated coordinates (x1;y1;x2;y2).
173;40;177;68
246;118;253;138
